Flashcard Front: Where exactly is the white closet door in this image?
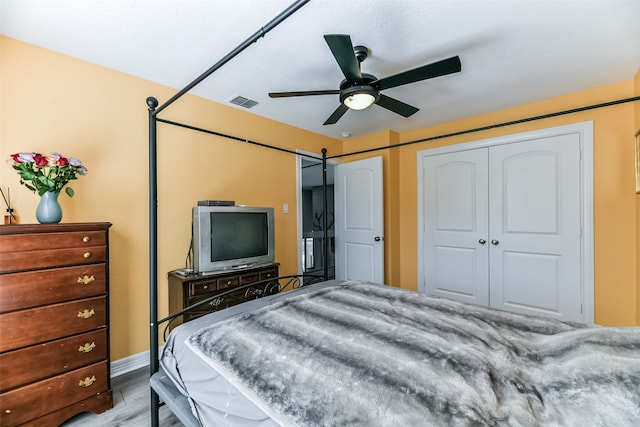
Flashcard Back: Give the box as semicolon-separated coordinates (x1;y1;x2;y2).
488;135;582;320
423;149;489;305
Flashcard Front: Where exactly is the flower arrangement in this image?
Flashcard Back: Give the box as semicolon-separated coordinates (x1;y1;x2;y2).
7;152;88;197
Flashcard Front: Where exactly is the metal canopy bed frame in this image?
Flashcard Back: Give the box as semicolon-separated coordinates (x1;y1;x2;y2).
146;1;640;425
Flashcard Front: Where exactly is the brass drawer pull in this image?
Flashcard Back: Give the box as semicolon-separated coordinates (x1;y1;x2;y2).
78;342;96;353
77;308;95;319
77;275;96;285
83;252;92;259
203;285;208;290
78;375;96;387
82;236;91;243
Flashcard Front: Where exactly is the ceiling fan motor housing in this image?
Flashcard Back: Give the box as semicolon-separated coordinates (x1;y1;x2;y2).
353;45;369;63
339;73;378;90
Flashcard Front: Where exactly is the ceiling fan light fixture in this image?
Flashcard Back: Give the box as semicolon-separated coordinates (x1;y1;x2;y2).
341;86;379;110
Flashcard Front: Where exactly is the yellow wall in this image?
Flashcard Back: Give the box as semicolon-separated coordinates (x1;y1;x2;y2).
343;79;639;326
0;36;337;361
1;37;638;365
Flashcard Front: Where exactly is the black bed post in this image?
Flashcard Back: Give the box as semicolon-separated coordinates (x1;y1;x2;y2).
321;148;329;281
147;96;161;427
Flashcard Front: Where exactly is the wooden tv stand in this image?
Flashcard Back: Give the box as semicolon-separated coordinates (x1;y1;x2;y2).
168;263;279;327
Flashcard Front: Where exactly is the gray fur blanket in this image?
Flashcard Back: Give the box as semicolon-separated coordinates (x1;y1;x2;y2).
187;281;640;426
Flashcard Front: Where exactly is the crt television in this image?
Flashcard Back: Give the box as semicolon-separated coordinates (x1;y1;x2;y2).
192;205;275;273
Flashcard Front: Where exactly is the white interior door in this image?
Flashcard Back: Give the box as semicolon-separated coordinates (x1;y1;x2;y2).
334;156;384;283
422;149;489;305
489;135;582;320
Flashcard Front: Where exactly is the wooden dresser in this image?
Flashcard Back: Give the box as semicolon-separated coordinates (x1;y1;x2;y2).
0;222;112;426
168;263;279;327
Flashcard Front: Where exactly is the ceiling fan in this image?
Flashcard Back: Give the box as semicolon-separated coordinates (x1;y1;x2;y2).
268;34;462;125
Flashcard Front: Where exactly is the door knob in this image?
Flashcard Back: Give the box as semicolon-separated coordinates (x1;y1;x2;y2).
374;236;381;242
491;240;499;245
478;239;486;245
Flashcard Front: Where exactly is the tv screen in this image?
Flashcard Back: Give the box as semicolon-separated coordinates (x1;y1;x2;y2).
210;212;268;261
192;206;275;273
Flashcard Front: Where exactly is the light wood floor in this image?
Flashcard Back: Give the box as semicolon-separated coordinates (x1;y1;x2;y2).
61;366;183;426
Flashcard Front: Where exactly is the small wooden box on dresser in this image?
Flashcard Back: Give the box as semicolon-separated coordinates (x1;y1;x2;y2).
168;263;279;328
0;222;113;426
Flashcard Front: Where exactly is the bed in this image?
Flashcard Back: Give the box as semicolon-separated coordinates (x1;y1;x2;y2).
146;2;640;426
151;279;640;426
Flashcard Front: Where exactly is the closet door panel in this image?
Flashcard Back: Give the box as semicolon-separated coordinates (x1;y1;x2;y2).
502;153;559;233
423;149;489;305
489;135;582;321
433;246;478;297
502;252;561;310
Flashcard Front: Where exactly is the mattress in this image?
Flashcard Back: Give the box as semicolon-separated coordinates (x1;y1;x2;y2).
159;280;345;427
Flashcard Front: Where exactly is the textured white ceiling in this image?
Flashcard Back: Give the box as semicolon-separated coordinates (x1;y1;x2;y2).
2;0;639;139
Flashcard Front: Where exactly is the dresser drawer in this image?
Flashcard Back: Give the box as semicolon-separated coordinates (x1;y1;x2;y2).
0;361;109;426
188;280;217;298
0;329;107;392
259;268;278;281
0;230;106;253
0;296;107;352
0;245;107;273
217;275;239;290
239;271;260;285
0;264;107;313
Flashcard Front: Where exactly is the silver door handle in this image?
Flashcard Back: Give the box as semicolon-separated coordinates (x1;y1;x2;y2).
478;239;486;245
491;240;499;245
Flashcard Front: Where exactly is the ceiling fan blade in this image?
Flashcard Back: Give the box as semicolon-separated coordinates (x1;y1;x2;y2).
375;94;419;117
324;34;362;83
375;56;461;90
323;104;349;125
269;90;339;98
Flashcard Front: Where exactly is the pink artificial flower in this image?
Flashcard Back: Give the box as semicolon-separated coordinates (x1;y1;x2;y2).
46;153;69;167
46;153;61;166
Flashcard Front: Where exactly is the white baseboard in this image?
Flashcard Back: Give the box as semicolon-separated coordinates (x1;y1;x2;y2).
110;347;163;379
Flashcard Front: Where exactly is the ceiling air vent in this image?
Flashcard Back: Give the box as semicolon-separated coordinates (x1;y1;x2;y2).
228;95;258;109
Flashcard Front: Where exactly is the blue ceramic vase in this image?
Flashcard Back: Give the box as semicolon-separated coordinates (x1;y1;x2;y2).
36;191;63;224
